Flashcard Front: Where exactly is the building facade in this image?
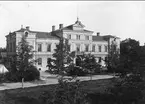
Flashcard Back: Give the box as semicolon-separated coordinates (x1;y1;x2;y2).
6;18;120;71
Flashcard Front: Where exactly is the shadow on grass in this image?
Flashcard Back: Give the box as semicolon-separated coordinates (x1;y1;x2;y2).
15;96;41;104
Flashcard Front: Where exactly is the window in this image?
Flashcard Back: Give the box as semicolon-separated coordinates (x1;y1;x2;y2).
67;34;71;39
76;44;80;52
85;36;89;40
98;57;101;63
92;45;95;52
105;45;108;52
105;57;108;62
76;35;80;40
24;31;28;37
98;45;102;52
85;44;89;52
47;58;51;65
47;44;51;52
38;58;42;65
38;44;42;52
67;45;71;51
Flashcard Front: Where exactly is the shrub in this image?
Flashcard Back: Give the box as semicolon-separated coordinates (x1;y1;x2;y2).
5;65;40;82
0;73;6;83
66;66;88;76
40;79;87;104
22;65;40;81
93;64;101;74
4;71;20;82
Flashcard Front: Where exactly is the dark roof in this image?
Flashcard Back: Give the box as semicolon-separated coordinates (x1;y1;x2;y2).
15;28;26;32
92;36;107;41
103;35;120;39
15;28;59;39
35;32;59;39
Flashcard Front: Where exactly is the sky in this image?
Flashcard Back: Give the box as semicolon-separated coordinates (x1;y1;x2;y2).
0;1;145;47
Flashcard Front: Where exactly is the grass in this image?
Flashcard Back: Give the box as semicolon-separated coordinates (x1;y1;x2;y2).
0;78;115;104
1;77;145;104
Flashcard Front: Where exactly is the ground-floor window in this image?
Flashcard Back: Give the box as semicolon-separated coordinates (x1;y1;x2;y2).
98;57;102;63
38;58;42;65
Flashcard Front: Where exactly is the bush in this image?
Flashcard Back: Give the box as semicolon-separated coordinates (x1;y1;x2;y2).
4;71;20;82
66;66;88;76
40;79;87;104
5;65;40;82
0;73;6;83
22;65;40;81
93;64;101;74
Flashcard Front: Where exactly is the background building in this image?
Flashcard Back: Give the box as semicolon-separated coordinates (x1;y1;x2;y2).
6;18;120;71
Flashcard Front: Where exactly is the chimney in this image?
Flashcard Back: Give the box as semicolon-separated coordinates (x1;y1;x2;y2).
26;26;30;30
97;32;100;36
52;25;55;31
59;24;63;29
21;25;23;29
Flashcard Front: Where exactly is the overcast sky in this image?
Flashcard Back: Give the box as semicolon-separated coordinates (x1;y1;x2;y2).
0;1;145;47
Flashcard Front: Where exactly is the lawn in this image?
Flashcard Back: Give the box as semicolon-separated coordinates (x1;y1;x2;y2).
0;78;115;104
1;77;145;104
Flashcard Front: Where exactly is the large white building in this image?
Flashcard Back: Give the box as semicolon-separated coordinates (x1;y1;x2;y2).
6;18;120;71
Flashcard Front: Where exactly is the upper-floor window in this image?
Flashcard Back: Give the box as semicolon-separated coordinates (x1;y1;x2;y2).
38;44;42;52
85;36;89;40
76;35;80;40
47;44;51;52
98;45;102;52
85;44;89;52
38;58;42;65
76;44;80;52
92;45;95;52
67;34;71;39
105;45;108;52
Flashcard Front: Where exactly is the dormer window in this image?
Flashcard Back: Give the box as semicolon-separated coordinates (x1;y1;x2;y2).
24;31;28;37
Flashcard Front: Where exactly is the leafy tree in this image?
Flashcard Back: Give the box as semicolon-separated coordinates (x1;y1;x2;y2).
120;38;140;73
17;35;34;71
16;35;39;81
73;53;101;77
105;39;120;72
47;38;71;75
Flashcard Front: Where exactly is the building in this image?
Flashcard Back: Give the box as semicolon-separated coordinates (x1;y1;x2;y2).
6;18;120;71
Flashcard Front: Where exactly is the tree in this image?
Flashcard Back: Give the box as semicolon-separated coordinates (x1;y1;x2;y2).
17;35;34;71
120;38;140;73
47;37;71;75
106;39;120;73
74;53;101;77
16;35;38;80
79;54;101;79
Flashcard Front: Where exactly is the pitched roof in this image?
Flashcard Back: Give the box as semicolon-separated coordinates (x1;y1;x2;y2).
15;28;59;39
92;36;107;41
15;28;26;32
35;32;59;39
103;35;120;39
